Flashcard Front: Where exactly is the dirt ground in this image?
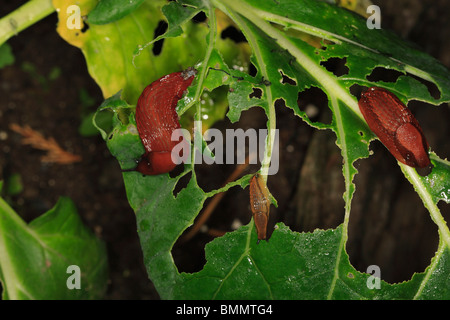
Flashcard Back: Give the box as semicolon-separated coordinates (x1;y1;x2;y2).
0;0;449;299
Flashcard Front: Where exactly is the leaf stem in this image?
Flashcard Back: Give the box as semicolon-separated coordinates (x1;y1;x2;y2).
413;237;446;299
210;0;277;181
326;98;352;299
401;164;450;248
213;0;363;122
0;0;55;46
189;4;218;169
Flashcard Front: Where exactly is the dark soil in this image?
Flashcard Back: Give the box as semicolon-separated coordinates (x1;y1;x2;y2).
0;0;449;299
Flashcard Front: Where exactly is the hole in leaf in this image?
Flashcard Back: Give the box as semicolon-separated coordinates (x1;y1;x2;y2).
192;11;206;23
407;73;441;100
152;20;168;56
172;109;267;274
173;231;207;273
173;179;252;273
279;70;297;86
297;87;330;124
81;20;89;33
366;66;404;83
349;142;439;283
249;87;262;99
249;63;257;77
221;26;247;43
349;83;366;100
194;123;237;194
172;171;191;197
275;98;285;108
407;100;450;159
366;67;441;99
320;57;349;77
194;108;265;193
169;161;187;179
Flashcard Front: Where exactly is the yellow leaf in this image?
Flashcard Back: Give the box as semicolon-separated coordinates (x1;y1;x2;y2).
52;0;95;48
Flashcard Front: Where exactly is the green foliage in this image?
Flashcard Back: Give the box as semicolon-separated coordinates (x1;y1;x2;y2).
1;0;447;301
2;173;23;197
0;1;109;300
54;0;207;103
416;153;450;204
89;0;450;299
0;43;14;68
20;61;61;90
88;0;147;25
0;183;108;299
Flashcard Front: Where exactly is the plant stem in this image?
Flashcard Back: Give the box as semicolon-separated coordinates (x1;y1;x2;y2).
401;164;450;249
0;0;55;46
210;0;277;181
213;0;362;121
189;4;218;170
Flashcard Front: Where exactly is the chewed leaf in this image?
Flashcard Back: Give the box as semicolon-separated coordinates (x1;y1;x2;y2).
161;1;204;38
132;2;203;61
90;0;450;300
174;223;444;299
53;0;207;103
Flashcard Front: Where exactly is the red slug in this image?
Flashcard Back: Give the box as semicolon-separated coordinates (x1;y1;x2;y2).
249;174;271;242
358;87;431;169
134;67;197;175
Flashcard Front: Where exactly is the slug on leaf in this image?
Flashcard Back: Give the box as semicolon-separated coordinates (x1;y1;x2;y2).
134;67;197;175
249;174;271;242
358;87;431;171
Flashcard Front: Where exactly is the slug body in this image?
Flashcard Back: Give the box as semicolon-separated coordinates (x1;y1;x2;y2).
358;87;430;169
249;174;271;242
135;68;196;175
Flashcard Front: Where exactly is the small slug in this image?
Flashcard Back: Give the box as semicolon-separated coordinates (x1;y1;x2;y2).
134;67;197;175
358;87;431;170
249;174;271;242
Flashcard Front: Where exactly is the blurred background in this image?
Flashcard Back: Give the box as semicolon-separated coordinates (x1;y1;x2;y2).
0;0;449;299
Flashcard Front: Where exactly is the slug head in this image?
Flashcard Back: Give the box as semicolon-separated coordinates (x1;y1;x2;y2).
135;151;176;175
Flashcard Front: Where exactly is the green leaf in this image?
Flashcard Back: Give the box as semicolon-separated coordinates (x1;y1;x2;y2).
174;223;450;299
0;43;14;68
54;0;209;103
2;173;23;196
160;1;203;39
418;154;450;204
0;195;107;299
88;0;147;25
91;0;450;299
79;110;113;137
209;0;450;297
